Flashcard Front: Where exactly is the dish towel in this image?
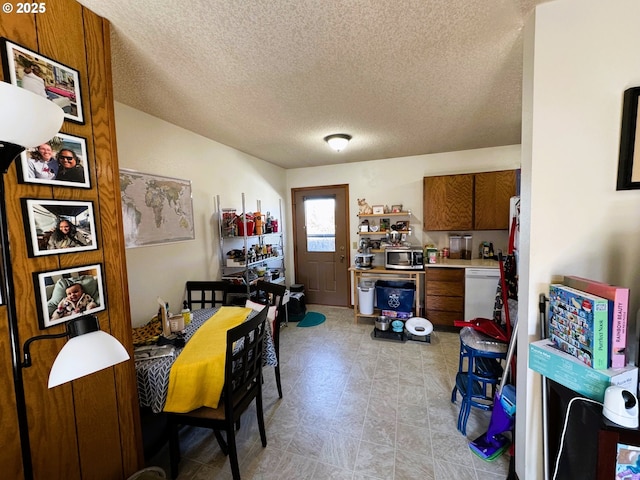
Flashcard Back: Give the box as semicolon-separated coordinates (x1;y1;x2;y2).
164;306;251;413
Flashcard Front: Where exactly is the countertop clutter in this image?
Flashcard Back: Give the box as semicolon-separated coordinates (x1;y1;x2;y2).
425;259;500;269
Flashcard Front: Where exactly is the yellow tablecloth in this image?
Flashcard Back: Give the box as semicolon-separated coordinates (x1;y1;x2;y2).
164;306;251;412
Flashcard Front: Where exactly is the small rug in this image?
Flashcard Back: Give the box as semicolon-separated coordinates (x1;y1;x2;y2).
296;312;326;328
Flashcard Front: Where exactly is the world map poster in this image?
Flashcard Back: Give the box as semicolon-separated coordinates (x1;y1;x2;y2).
120;169;195;248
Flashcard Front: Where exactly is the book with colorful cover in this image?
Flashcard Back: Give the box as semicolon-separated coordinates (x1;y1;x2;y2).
548;284;609;369
563;275;629;369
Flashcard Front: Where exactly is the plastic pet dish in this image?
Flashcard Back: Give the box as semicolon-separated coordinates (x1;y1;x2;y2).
405;317;433;336
391;320;404;332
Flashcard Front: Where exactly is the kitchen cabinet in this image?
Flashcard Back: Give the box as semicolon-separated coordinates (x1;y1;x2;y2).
425;267;465;327
216;194;285;297
423;174;474;231
474;170;517;230
423;170;517;231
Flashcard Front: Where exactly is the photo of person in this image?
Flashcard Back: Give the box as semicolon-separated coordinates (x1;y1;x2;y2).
47;218;91;250
50;282;98;320
2;39;83;123
22;199;98;257
18;132;90;188
26;143;57;180
34;264;105;329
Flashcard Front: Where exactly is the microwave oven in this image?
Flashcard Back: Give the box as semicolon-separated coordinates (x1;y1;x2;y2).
385;247;424;270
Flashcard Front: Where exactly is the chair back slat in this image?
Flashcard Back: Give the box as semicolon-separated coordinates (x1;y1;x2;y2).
224;305;267;419
254;280;286;334
185;281;229;309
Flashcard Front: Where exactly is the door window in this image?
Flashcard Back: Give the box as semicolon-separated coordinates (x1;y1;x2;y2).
304;198;335;252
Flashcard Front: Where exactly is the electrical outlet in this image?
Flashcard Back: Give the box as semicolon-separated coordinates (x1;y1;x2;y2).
352;241;358;249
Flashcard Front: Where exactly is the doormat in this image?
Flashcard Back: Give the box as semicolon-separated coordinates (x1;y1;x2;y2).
296;312;326;328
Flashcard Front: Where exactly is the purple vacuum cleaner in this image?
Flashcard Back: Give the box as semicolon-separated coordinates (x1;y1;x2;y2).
469;321;518;461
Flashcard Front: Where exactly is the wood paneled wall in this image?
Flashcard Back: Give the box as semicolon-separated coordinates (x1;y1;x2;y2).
0;2;143;478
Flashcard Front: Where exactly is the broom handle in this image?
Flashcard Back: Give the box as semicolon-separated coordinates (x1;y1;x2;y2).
498;321;518;394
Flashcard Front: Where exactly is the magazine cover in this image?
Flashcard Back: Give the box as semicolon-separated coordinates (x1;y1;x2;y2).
616;443;640;479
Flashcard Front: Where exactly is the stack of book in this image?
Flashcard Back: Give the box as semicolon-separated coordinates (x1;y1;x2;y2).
528;276;636;402
551;276;629;369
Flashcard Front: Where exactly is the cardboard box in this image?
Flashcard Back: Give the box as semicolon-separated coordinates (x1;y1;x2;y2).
529;339;637;402
381;310;412;319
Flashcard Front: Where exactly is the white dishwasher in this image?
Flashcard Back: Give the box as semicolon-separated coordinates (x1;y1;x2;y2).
464;268;500;321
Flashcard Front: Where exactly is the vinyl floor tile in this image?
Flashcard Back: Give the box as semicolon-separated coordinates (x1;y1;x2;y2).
145;304;510;479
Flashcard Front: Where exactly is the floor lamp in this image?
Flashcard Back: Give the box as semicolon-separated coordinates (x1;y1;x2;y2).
0;82;129;479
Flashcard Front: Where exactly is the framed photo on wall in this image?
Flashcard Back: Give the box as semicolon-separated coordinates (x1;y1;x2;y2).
22;199;97;257
617;86;640;190
17;132;90;188
1;37;84;123
33;264;105;329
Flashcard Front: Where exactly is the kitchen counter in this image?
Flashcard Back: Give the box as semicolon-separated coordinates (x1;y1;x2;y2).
424;259;500;269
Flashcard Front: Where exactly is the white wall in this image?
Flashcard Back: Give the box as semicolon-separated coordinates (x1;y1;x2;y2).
518;1;640;478
114;103;287;326
115;102;520;325
285;145;521;279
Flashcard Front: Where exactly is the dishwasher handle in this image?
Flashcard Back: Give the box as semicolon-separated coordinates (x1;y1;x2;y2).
465;268;500;278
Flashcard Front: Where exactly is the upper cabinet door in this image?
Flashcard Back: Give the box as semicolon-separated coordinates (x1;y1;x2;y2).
474;170;517;230
423;174;474;231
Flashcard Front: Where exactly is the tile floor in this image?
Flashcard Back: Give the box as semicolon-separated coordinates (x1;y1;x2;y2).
147;305;511;479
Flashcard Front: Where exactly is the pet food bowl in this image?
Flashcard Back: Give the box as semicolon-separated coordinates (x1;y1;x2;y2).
391;320;404;332
375;316;390;331
405;317;434;336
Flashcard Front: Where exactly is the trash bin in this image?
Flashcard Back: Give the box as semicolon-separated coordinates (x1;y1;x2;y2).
375;280;415;313
358;280;375;315
287;284;306;321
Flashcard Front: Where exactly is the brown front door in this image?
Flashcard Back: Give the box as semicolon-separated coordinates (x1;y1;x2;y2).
292;185;350;306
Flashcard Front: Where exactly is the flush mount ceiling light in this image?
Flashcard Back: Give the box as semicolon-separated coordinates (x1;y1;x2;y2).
324;134;352;152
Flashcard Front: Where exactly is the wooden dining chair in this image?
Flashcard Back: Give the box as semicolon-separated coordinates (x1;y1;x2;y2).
253;280;286;398
167;305;269;480
185;281;229;309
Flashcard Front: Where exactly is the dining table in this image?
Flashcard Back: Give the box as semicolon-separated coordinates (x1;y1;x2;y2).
134;306;277;413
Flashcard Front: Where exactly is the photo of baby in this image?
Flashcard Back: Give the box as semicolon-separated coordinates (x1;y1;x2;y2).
34;264;105;329
51;282;98;320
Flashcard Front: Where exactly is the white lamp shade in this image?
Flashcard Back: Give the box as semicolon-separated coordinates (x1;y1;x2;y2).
48;330;130;388
0;81;64;147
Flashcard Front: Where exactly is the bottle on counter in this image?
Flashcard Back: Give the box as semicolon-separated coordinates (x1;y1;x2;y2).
181;301;192;325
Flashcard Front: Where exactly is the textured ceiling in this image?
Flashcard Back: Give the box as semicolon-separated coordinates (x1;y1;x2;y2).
77;0;549;169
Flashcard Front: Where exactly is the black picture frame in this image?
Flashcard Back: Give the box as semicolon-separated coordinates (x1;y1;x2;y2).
33;264;105;329
17;132;91;188
1;37;84;124
22;199;98;257
617;87;640;190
